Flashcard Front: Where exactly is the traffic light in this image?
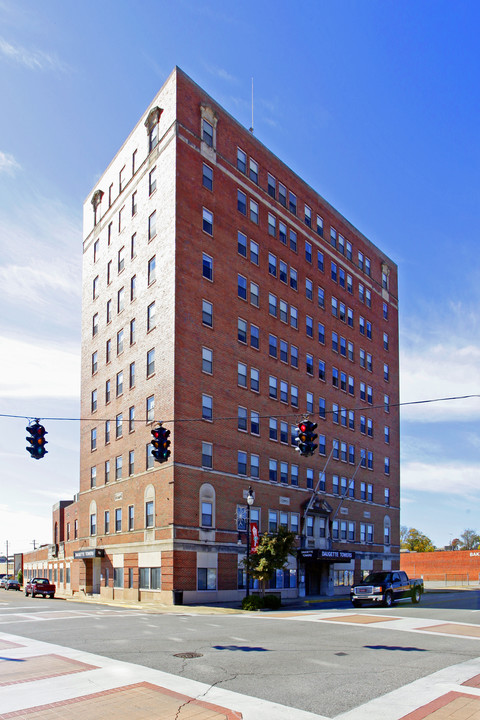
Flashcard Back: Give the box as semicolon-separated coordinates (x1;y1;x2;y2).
151;424;171;463
295;420;318;457
26;422;48;460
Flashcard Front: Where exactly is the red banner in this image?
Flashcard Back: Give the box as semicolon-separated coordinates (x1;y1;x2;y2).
250;522;259;553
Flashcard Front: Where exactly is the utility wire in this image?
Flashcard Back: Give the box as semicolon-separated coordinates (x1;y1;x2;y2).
0;394;479;425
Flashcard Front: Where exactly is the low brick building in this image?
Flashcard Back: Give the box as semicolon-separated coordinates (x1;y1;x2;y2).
24;67;400;604
401;550;480;584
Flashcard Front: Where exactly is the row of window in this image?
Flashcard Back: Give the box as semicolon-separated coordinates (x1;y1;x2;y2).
231;144;385;285
236;359;391;410
233;407;390;443
199;442;391;484
89;501;153;535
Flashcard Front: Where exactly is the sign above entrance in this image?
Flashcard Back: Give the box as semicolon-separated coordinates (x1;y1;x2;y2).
73;548;105;559
298;549;355;563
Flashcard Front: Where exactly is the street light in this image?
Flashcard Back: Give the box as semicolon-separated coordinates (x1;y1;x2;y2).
245;486;254;598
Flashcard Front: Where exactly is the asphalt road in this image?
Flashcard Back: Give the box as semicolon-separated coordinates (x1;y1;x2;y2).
1;590;480;716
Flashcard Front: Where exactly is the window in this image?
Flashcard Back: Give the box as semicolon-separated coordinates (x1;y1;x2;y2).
281;380;289;403
249;281;259;307
291;345;298;368
249;158;258;183
198;567;216;591
129;406;135;433
268;173;276;198
237;362;247;387
288;191;297;214
203;208;213;235
148;211;156;240
106;299;112;323
306;353;313;375
269;460;278;483
202;163;213;190
250;240;259;264
384;394;390;412
203;253;213;281
116;371;123;397
146;442;154;469
129;318;135;345
92;351;98;375
269;333;277;358
114;507;122;532
306;278;313;301
338;234;345;255
238;317;247;343
116;413;123;439
318;287;325;309
250;367;259;392
290;267;297;290
202;347;213;374
346;241;352;260
146;395;155;423
202;442;213;469
250;410;260;435
90;513;96;536
279;340;288;363
385;457;390;474
269;417;278;441
250;454;259;478
237;147;247;173
237;189;247;215
147;348;155;376
269;375;278;399
105;419;110;443
318;360;325;381
117;288;125;314
385;488;390;505
280;421;289;444
290;306;298;329
384;425;390;444
280;462;288;484
268;213;276;237
91;389;97;413
145;500;154;528
268;253;277;277
289;229;297;252
306;316;313;338
384;332;389;351
202;394;213;421
330;227;337;248
202;300;213;327
93;275;99;299
291;384;298;407
358;252;364;271
146;301;156;332
115;455;122;481
131;232;136;259
202;119;213;147
148;256;156;284
238;274;247;300
129;362;135;388
306;392;314;413
238;230;247;257
238;450;247;475
250;199;259;223
128;505;134;530
383;302;388;320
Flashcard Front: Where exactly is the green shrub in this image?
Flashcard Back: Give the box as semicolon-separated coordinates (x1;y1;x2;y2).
263;594;281;610
241;595;264;611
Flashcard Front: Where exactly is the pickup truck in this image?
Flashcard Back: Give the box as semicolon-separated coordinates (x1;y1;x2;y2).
350;570;424;607
25;577;56;599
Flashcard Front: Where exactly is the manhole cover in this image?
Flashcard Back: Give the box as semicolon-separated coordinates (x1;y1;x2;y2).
335;652;348;656
173;652;203;659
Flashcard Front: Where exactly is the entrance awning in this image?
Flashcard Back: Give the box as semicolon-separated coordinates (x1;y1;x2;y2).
298;549;355;563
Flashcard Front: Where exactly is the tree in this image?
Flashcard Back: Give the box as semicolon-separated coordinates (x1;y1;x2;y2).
401;527;435;552
245;527;296;596
459;529;480;550
451;538;461;551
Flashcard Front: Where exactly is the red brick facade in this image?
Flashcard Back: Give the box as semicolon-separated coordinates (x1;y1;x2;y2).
23;67;399;603
401;551;480;581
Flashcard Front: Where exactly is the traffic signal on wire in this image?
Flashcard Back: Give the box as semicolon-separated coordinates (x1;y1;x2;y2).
295;420;318;457
151;424;171;463
26;422;48;460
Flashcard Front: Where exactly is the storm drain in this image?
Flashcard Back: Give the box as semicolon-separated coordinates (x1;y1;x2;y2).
173;652;203;659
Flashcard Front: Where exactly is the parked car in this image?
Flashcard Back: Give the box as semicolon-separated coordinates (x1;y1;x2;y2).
350;570;424;607
0;575;13;589
24;577;56;598
4;577;20;591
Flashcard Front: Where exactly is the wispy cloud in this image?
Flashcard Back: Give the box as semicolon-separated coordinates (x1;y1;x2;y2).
203;63;237;84
400;303;480;422
0;151;20;175
0;36;67;72
402;460;480;498
0;336;80;399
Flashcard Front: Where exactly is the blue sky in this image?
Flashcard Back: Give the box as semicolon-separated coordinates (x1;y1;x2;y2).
1;0;480;554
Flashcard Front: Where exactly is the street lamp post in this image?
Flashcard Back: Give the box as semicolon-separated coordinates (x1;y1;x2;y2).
245;486;254;598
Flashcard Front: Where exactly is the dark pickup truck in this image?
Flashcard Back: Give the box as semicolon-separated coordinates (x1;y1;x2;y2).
25;577;56;599
350;570;424;607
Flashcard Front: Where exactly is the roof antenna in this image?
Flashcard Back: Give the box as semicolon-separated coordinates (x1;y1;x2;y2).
249;77;254;133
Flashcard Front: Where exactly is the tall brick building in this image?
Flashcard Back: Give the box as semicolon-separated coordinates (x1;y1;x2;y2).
23;67;399;603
